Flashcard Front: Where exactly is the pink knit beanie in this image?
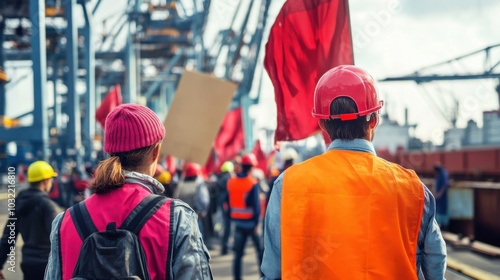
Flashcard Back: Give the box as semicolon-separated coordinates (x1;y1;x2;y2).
104;104;165;153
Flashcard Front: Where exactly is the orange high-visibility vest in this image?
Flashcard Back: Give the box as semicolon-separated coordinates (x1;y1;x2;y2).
227;176;257;220
281;150;424;280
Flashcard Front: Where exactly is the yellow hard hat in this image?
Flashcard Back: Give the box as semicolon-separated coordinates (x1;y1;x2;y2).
155;171;171;185
27;161;58;183
220;161;234;173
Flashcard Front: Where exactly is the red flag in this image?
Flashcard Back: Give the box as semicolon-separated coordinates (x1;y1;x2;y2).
252;140;268;174
214;107;245;164
264;0;353;141
203;149;218;176
95;84;123;128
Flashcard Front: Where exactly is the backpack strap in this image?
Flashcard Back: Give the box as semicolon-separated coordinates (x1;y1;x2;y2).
69;201;98;241
120;194;168;235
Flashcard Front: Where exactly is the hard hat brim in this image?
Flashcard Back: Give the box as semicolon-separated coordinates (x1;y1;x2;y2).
27;171;58;183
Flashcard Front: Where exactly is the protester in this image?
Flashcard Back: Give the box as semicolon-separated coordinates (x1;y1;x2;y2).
215;161;235;255
280;148;298;172
0;161;62;280
227;153;263;280
45;104;212;279
261;65;447;279
434;163;450;230
174;162;211;246
154;164;174;197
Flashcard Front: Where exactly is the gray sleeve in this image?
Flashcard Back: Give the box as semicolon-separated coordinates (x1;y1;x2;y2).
420;184;447;280
261;174;284;280
171;200;213;280
44;212;64;280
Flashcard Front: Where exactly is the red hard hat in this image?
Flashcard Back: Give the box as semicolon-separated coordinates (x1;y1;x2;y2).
312;65;384;121
241;153;257;166
185;163;201;177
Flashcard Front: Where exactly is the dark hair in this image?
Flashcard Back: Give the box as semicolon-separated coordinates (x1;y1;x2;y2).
284;159;294;167
30;180;46;188
90;144;157;194
184;176;197;182
241;164;253;174
323;97;372;141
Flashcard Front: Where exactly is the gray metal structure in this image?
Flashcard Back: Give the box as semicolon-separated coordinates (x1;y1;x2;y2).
0;0;271;172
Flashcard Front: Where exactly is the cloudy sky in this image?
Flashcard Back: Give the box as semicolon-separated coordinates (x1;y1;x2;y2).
251;0;500;144
5;0;500;146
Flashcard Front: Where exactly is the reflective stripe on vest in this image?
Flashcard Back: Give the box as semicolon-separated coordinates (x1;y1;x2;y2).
227;176;256;220
281;150;424;280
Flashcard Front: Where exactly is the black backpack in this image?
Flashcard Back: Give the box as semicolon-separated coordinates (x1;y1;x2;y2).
69;195;168;280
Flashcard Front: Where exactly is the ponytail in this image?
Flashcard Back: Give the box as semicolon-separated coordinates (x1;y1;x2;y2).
90;144;158;194
90;156;125;194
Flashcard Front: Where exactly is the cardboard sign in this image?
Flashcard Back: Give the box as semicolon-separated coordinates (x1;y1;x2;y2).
160;70;238;164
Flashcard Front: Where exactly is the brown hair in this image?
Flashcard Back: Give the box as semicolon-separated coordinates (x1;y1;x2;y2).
90;144;158;194
323;97;373;141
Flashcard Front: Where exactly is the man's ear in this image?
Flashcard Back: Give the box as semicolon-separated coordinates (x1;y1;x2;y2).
368;114;378;129
318;119;327;131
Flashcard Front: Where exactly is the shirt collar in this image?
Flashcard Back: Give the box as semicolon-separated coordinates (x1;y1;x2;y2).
123;171;165;195
327;139;377;155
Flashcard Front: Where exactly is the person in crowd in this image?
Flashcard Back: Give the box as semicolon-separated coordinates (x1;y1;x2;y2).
280;148;298;172
227;153;263;280
215;161;235;255
174;162;211;246
261;65;446;279
45;104;212;279
0;161;62;280
434;163;450;230
154;164;174;197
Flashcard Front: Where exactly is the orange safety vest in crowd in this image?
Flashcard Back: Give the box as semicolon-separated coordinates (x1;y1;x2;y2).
281;150;424;280
227;176;257;220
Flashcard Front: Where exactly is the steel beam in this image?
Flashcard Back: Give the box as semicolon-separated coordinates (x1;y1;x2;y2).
92;0;103;15
147;19;192;31
64;0;82;153
238;0;271;151
143;51;183;99
31;0;49;161
0;19;5;117
380;73;500;83
82;2;95;162
140;36;191;45
122;0;143;104
0;127;45;142
0;18;7;171
51;57;61;130
124;22;137;103
4;49;176;61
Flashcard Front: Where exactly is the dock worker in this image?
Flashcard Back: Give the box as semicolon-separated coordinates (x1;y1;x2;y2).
216;161;236;255
0;161;62;280
261;65;447;280
227;153;263;280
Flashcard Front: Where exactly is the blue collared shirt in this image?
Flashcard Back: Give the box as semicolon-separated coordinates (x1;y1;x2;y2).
261;139;447;280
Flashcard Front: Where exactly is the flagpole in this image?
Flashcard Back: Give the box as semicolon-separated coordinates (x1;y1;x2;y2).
346;0;355;64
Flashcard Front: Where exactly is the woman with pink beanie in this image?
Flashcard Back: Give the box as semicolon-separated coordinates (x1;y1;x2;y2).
45;104;213;279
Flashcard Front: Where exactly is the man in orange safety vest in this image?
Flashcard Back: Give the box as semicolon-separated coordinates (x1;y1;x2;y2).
261;65;447;280
227;153;263;280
